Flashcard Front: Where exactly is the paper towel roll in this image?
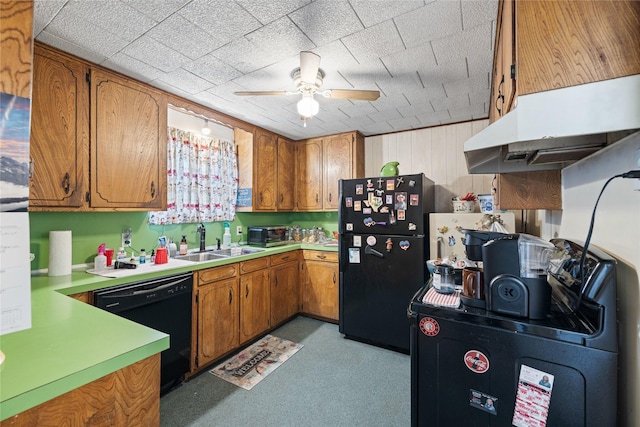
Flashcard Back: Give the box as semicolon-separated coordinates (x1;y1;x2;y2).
49;230;72;276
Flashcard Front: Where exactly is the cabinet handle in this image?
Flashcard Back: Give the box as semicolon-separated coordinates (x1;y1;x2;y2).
333;272;336;284
29;158;34;179
260;192;263;202
275;276;278;287
246;284;249;298
496;75;505;115
229;289;233;304
316;194;319;203
329;192;332;203
62;172;70;194
150;181;156;198
317;254;326;260
280;194;283;203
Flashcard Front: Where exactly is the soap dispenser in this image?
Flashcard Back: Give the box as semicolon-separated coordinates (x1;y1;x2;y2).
222;222;232;249
179;235;188;255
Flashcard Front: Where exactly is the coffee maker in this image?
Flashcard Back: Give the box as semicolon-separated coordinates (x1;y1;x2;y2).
482;234;555;319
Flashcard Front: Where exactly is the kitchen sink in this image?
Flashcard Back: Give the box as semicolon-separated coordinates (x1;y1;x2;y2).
174;252;230;262
174;247;265;262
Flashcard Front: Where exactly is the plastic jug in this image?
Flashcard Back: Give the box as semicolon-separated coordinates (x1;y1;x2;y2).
380;161;399;176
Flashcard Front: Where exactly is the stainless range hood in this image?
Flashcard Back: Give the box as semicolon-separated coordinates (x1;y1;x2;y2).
464;74;640;174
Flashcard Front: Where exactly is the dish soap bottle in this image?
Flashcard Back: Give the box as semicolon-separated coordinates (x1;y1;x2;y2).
168;237;177;258
94;243;107;272
222;222;232;249
179;235;188;255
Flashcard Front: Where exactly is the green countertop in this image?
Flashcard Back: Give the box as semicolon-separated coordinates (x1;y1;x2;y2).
0;243;336;421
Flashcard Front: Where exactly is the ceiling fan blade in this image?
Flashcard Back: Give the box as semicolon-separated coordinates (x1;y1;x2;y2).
234;91;292;96
300;51;321;84
324;89;380;101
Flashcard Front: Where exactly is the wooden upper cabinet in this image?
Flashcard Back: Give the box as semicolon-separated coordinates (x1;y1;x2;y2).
90;69;167;209
253;128;277;211
489;0;515;122
322;132;364;210
30;45;88;208
295;138;323;211
276;136;295;211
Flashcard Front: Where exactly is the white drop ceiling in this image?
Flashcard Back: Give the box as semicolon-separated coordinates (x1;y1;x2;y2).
33;0;498;140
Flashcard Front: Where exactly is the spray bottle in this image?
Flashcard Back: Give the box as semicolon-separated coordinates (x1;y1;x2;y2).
222;222;232;249
94;243;107;272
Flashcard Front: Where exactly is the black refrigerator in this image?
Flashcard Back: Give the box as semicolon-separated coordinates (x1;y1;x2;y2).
339;173;434;352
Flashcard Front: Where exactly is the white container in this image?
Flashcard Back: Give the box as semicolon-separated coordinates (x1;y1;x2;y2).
478;194;494;213
452;200;476;213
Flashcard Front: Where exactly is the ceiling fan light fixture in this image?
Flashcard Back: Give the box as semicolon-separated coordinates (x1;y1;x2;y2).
202;119;211;136
297;94;319;118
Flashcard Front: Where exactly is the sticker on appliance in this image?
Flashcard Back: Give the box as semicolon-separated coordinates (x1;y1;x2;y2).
470;389;498;416
395;192;407;210
410;194;419;206
354;201;361;211
348;248;361;263
386;195;393;205
463;350;489;374
353;235;362;247
386;179;395;191
419;317;440;336
355;184;363;195
512;365;554;427
345;197;353;208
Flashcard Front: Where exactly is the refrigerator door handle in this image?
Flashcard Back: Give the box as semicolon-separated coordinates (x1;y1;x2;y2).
364;245;384;258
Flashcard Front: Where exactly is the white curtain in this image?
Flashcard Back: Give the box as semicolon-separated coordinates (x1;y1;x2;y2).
149;127;238;224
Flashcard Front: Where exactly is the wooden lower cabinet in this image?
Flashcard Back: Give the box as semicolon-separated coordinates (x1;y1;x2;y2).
1;355;160;427
270;252;300;327
239;268;271;345
193;264;239;370
301;250;339;322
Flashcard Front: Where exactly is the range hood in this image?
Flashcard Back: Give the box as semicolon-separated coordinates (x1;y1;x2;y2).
464;74;640;174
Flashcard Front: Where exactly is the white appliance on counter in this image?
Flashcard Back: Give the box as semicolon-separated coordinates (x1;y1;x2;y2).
429;212;516;263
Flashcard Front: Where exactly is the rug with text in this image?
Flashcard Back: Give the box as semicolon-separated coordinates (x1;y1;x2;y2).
209;335;303;390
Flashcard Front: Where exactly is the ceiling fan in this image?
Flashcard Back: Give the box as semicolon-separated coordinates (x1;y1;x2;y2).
234;51;380;125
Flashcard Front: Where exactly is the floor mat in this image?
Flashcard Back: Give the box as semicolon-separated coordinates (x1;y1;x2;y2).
209;335;303;390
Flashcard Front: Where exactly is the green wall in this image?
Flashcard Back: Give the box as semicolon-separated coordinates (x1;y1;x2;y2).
29;211;338;271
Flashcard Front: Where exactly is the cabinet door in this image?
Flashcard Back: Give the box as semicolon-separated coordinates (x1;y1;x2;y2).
90;69;167;209
30;45;88;208
295;139;323;211
270;261;299;327
277;136;295;211
254;128;277;211
323;134;352;210
239;270;270;344
197;277;239;368
302;260;339;321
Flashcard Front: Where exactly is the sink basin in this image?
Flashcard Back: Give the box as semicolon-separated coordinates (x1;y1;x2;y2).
174;252;229;262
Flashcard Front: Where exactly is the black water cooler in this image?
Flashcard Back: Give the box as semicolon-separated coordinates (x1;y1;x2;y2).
408;239;618;426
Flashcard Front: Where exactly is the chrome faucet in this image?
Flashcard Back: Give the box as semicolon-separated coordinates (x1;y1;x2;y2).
197;223;206;252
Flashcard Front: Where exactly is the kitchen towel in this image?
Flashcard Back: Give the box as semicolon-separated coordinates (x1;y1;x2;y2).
422;287;461;308
48;230;72;276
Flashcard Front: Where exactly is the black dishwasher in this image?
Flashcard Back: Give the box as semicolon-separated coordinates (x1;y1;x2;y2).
94;272;193;395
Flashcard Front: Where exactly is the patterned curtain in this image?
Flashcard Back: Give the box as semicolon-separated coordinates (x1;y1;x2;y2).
149;127;238;224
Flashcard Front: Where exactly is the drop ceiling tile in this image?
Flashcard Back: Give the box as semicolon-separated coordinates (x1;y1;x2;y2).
59;0;157;42
184;54;243;86
395;1;462;48
102;52;166;83
33;0;66;36
289;0;363;46
41;9;129;58
462;0;498;30
444;75;489;98
430;93;471;112
469;89;490;106
367;108;403;123
371;93;410;112
416;109;451;126
360;121;395;134
211;38;275;74
341;114;375;129
341;20;405;64
338;101;379;119
121;36;191;72
156;68;215;95
237;0;312;25
397;101;435;118
245;17;315;64
178;0;262;44
350;0;425;28
121;0;191;22
35;31;110;65
146;14;222;60
338;58;391;89
381;45;437;78
376;75;432;99
431;22;493;66
387;115;421;130
448;102;487;121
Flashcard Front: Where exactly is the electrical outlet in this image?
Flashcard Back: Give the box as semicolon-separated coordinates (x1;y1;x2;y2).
121;227;132;248
236;226;243;235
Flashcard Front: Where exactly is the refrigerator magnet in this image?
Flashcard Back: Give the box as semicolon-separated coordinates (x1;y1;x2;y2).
399;240;410;250
397;210;406;220
354;201;361;211
396;176;404;187
386;179;395;191
345;197;353;207
409;179;416;187
348;248;361;263
410;194;419;206
355;184;363;195
353;235;362;247
395;192;407;210
346;223;354;231
380;206;389;213
366;236;377;246
362;207;372;214
386;194;393;204
366;179;374;192
408;222;417;231
377;177;384;188
385;238;393;252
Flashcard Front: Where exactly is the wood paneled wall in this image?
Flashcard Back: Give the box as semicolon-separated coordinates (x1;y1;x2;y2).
364;120;494;213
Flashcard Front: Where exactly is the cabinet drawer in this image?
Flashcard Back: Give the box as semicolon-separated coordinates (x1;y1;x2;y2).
303;250;338;262
270;251;299;266
240;257;270;274
198;264;238;286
